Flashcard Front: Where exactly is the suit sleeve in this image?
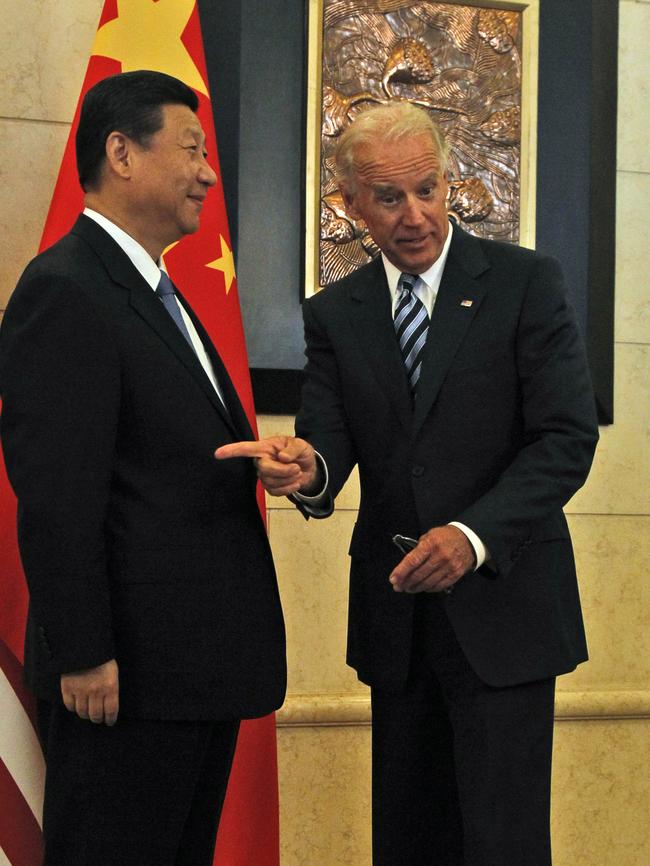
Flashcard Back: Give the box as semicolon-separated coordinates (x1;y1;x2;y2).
1;273;120;673
294;297;356;509
455;255;599;575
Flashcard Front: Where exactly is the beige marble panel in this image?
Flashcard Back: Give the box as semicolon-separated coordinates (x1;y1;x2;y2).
567;343;650;515
258;414;361;511
615;171;650;345
552;718;650;865
0;0;102;122
617;0;650;174
268;508;367;697
0;119;70;310
559;514;650;694
278;725;371;866
257;415;294;441
277;717;650;865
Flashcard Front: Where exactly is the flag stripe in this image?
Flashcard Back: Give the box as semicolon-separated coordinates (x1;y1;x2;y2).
0;760;43;866
0;641;36;721
0;448;28;662
0;667;44;829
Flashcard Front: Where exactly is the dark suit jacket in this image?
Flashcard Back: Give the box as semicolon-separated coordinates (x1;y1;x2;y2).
295;224;598;690
0;215;286;720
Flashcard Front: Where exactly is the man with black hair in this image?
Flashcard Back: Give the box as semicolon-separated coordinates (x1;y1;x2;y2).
1;70;286;866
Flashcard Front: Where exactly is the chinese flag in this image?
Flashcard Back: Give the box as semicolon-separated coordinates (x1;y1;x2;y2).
0;2;280;865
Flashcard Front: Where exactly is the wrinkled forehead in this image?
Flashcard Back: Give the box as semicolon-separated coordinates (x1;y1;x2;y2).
161;103;205;141
352;135;444;187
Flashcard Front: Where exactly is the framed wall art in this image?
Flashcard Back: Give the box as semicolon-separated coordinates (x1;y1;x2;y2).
304;0;539;297
200;0;616;420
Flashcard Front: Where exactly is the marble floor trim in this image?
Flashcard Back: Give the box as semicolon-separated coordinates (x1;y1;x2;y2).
276;689;650;726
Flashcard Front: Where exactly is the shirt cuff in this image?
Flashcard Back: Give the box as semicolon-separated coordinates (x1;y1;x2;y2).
292;451;329;509
449;521;488;570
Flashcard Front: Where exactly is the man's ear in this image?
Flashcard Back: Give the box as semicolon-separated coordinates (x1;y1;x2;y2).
442;171;450;203
104;131;133;180
340;183;361;221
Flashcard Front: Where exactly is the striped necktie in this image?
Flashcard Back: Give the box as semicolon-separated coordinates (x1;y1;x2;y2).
156;270;195;352
394;272;429;394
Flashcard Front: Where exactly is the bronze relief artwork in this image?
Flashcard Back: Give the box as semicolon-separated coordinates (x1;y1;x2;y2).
316;0;526;289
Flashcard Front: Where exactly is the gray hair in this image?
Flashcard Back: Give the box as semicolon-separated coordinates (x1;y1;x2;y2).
334;102;449;190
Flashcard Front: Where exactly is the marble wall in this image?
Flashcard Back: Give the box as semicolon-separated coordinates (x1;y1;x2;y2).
1;1;648;864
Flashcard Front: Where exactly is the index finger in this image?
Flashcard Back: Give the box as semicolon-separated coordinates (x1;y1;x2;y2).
215;441;274;460
389;545;428;590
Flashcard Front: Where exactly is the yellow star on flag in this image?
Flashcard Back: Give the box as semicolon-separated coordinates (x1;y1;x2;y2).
92;0;208;96
206;235;236;294
161;241;180;259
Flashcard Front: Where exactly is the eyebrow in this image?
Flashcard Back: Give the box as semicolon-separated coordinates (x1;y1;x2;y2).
372;174;439;193
372;184;398;194
183;126;206;143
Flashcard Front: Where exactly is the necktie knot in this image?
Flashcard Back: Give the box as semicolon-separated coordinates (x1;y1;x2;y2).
397;273;419;300
398;272;418;295
156;270;175;297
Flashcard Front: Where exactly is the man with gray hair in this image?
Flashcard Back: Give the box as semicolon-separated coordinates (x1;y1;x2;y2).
219;102;598;865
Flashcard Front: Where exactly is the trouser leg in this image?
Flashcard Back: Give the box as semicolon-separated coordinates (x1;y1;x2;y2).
370;671;463;866
175;719;240;866
419;597;555;866
37;701;239;866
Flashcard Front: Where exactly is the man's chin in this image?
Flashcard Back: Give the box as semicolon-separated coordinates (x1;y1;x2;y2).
391;240;441;273
181;218;201;236
393;254;438;273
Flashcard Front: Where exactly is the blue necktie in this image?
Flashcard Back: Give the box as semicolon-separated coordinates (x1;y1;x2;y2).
394;273;429;393
156;270;195;351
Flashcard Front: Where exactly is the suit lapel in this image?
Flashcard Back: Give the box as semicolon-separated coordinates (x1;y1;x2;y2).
412;225;490;436
128;287;240;436
346;258;413;433
178;296;255;441
72;215;242;437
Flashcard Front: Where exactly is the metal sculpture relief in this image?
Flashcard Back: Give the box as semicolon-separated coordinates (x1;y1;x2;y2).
317;0;524;287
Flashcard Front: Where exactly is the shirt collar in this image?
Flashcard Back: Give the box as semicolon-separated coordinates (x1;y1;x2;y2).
83;207;162;291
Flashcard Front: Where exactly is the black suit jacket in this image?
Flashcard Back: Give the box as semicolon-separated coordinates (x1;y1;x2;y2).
0;215;286;720
295;224;598;690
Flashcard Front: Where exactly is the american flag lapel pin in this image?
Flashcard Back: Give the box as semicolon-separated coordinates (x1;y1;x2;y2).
460;299;473;307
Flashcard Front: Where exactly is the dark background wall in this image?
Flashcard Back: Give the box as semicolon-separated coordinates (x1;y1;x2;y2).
200;0;307;377
536;0;616;423
199;0;615;420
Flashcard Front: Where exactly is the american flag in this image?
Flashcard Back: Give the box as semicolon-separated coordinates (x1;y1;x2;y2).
0;638;44;866
1;437;43;866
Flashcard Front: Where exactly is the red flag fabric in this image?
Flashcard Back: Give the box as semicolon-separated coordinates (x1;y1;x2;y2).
1;421;45;866
0;2;280;864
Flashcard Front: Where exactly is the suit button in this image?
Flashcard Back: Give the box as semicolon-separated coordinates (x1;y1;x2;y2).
411;465;424;477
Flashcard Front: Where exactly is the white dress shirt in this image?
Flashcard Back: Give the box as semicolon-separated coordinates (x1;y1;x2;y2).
83;208;226;405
